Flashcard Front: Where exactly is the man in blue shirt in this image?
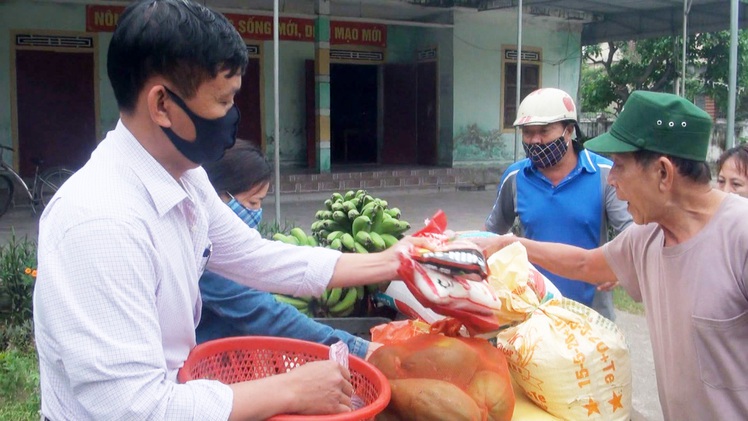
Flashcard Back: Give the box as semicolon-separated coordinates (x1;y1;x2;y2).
485;88;631;320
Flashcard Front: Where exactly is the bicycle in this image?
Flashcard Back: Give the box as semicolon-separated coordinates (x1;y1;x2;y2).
0;144;75;218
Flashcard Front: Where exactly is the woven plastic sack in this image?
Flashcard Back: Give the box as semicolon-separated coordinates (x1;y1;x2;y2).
489;242;632;421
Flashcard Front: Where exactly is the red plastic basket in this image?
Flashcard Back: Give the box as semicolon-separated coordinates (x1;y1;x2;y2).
178;336;391;421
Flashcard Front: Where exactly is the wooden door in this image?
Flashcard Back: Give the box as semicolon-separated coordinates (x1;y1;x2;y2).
235;57;262;149
417;61;438;165
15;49;96;176
382;64;417;165
305;59;316;168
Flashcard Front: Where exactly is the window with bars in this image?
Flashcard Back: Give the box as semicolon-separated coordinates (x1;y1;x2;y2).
502;48;541;130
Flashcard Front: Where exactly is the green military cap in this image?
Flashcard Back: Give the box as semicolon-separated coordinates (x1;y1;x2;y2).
585;91;713;161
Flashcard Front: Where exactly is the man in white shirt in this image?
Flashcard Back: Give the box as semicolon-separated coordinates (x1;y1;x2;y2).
33;1;406;419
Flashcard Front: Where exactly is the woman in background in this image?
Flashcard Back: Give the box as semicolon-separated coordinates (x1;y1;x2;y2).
716;144;748;198
198;140;375;358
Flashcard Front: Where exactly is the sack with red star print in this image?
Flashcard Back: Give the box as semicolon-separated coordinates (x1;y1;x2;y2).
490;243;632;421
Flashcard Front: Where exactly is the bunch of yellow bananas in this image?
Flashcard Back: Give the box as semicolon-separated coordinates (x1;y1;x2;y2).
310;189;411;252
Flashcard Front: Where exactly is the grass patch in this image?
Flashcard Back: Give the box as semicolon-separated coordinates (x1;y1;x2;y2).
0;348;40;421
612;286;645;315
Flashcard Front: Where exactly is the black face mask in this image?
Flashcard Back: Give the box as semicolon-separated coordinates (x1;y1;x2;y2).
161;86;240;164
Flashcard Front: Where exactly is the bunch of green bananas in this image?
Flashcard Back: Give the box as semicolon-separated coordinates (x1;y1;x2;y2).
271;190;410;319
270;226;364;317
273;286;364;318
271;227;318;247
310;189;411;252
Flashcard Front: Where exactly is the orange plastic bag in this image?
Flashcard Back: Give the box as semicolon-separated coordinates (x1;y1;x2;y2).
369;321;515;421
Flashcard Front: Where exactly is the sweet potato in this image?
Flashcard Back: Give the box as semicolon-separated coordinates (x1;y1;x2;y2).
466;370;515;421
368;345;404;380
398;335;479;388
387;378;482;421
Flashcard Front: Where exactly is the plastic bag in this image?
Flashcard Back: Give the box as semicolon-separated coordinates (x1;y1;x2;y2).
395;210;560;335
369;324;515;421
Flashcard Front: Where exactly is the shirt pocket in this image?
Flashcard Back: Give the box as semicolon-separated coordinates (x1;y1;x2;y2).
691;311;748;390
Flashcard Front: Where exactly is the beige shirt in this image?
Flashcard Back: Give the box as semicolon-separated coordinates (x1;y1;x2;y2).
603;194;748;420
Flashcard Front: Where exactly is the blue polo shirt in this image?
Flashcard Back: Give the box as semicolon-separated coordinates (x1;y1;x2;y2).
488;150;615;306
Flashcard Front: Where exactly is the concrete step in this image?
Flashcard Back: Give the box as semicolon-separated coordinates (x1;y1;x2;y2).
269;166;502;195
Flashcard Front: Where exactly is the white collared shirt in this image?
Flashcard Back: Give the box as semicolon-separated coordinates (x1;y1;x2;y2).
34;121;341;420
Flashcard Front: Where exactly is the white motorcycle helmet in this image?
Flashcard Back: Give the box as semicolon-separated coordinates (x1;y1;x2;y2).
513;88;578;126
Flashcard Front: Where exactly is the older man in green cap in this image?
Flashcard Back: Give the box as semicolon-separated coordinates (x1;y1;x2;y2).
473;90;748;420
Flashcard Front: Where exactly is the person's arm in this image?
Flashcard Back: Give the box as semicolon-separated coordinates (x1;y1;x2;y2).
473;235;617;285
603;172;633;234
485;169;518;234
328;248;400;288
198;273;372;358
327;237;431;288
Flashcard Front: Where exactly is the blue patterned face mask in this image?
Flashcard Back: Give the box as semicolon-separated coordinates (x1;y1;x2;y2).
227;195;263;229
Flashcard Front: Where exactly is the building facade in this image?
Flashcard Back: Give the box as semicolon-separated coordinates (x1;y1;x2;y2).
0;0;583;177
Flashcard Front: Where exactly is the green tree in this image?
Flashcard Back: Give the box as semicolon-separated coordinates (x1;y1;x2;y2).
693;31;748;119
582;30;748;119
